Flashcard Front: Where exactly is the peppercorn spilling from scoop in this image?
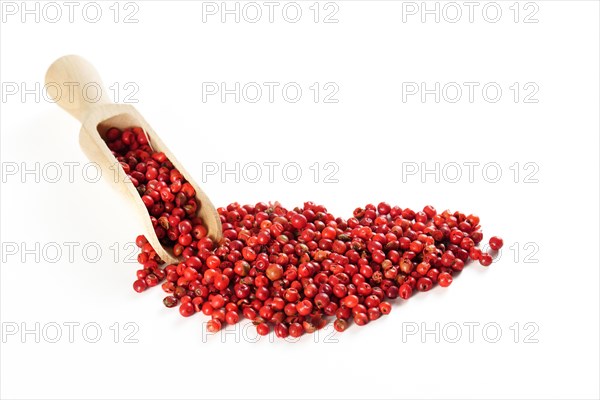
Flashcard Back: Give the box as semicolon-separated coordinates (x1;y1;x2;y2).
104;127;503;338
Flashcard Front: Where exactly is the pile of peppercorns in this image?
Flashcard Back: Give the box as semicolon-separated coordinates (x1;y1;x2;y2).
104;127;504;338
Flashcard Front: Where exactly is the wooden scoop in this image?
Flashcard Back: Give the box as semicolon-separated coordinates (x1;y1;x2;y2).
45;55;222;264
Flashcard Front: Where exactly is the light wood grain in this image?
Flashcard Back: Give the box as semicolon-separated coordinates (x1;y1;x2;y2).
46;55;222;265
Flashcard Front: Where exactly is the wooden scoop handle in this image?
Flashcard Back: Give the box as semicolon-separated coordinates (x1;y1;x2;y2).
45;55;112;122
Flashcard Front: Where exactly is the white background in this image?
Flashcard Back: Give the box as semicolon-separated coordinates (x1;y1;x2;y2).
1;1;599;399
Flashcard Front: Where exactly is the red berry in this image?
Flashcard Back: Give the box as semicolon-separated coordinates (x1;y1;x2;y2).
399;283;412;299
201;303;214;316
314;293;331;309
163;296;178;308
377;202;391;215
210;294;225;309
225;310;239;325
289;322;304;337
214;274;230;291
291;214;308;229
141;195;154;208
274;323;289;338
133;279;147;293
179;302;195;317
206;319;222;333
256;323;269;336
266;263;284;281
341;295;359;308
322;226;337;240
178;220;192;234
438;272;453;287
296;299;313;316
334;319;348;332
353;312;368;326
417;277;433;292
452;258;465;271
489;236;504;251
423;205;436;218
367;307;381;321
441;251;455;267
469;247;482;260
379;301;392;315
206;255;221;269
480;253;493;266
